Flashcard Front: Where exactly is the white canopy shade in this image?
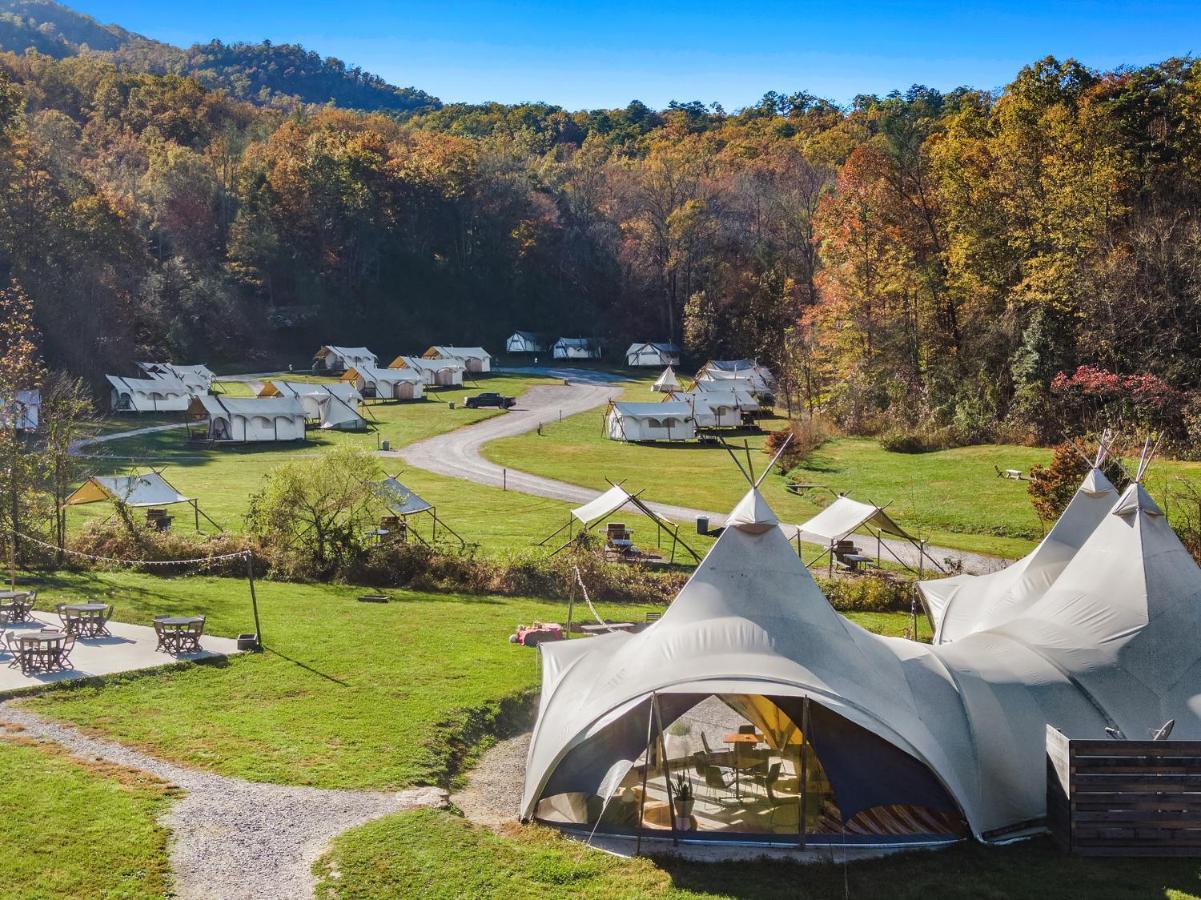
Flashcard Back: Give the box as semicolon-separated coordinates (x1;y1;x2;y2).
797;496;911;545
67;472;191;508
373;477;433;516
570;485;636;525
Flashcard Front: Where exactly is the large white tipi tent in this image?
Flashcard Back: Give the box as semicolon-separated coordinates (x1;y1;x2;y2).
522;471;1201;845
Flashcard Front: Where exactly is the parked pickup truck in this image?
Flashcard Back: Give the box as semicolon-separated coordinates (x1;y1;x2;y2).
464;392;517;409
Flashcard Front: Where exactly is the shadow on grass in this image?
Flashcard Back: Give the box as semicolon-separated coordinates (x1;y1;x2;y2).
265;647;349;686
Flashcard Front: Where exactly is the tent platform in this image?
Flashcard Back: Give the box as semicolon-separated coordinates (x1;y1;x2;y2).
0;617;241;696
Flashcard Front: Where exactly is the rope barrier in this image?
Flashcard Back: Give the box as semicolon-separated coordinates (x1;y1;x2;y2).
9;530;250;567
572;565;617;632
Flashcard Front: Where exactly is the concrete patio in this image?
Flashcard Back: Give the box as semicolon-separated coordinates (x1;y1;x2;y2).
0;615;241;694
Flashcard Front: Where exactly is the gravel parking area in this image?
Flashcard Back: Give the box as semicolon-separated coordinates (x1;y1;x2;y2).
0;704;447;900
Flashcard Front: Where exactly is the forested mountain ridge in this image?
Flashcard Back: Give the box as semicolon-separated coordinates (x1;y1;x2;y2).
0;0;439;113
0;1;1197;450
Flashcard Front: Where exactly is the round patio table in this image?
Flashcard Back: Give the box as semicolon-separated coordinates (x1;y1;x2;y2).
63;603;109;613
14;630;67;673
158;616;203;627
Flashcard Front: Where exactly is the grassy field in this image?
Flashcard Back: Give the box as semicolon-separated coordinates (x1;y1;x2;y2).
315;809;1201;900
482;377;1201;559
0;735;172;899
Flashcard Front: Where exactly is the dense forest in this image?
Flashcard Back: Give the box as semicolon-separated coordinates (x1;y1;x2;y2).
0;2;1198;446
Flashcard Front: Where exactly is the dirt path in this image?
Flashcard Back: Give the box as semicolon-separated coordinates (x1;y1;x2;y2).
397;377;1005;574
0;705;446;900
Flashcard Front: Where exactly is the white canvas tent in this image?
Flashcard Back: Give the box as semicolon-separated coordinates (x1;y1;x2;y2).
626;342;680;367
65;471;220;530
388;355;465;387
651;367;679;393
188;395;306;443
423;346;492;373
506;331;545;354
313;346;377;373
259;380;367;430
522;478;1201;845
670;389;758;429
340;365;424;400
107;375;194;412
138;363;214;392
1;389;39;432
695;360;775;396
553;338;601;360
606;401;695;443
919;467;1117;644
370;476;464;547
538;484;699;562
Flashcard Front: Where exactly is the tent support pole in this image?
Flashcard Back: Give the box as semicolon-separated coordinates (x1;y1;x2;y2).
827;541;834;579
193;499;199;531
537;517;572;548
247;551;262;649
635;698;654;856
652;694;679;846
799;696;810;850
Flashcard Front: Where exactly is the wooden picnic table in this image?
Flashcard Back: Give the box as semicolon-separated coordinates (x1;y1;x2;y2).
840;553;877;573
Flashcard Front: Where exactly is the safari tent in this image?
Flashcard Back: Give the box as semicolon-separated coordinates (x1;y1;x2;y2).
313;346;377;373
187;395;306;444
605;401;696;443
423;346;492;373
651;367;679;393
340;365;424;400
1;389;39;432
107;375;194;412
259;380;367;430
626;342;680;367
538;483;699;562
694;360;775;396
138;363;214;393
506;331;545;354
670;389;758;429
370;477;465;547
523;477;1201;846
388;355;465;387
65;471;220;531
553;338;601;360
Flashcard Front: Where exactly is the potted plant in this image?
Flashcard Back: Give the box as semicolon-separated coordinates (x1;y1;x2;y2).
673;774;695;829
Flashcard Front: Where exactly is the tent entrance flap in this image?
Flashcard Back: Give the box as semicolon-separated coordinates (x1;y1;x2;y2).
531;692;967;844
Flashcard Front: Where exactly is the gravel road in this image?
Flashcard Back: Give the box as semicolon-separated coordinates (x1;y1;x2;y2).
0;705;447;900
396;377;1005;574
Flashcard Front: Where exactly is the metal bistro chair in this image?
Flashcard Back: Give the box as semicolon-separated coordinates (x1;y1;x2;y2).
4;631;30;672
152;616;174;654
751;761;783;803
10;591;35;623
56;603;80;635
177;616;205;654
691;751;735;803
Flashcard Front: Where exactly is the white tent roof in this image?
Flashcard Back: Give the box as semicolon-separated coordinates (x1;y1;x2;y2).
190;395;306;419
66;472;191;508
426;346;491;360
372;477;433;516
522;479;1201;839
685;388;759;412
610;401;693;419
570;485;637;525
390;355;465;373
263;380;362;402
797;496;911;545
107;374;192;395
319;345;375;360
651;367;679;392
626;342;680;355
920;467;1118;644
350;365;423;384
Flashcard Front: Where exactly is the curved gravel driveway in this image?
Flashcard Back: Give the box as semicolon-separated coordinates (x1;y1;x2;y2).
396;374;1004;574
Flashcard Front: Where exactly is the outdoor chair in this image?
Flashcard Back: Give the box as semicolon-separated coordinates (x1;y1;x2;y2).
177;616;205;654
152;616;171;653
701;762;736;803
751;761;783;803
4;632;25;670
738;724;757;735
10;592;34;623
56;603;77;633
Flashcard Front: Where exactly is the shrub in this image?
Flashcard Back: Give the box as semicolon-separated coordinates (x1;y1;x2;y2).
764;417;827;471
1027;438;1130;523
816;575;914;612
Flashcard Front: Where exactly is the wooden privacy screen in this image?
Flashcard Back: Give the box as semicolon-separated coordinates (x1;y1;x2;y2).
1048;725;1201;856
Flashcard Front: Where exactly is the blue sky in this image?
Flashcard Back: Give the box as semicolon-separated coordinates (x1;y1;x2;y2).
73;1;1201;110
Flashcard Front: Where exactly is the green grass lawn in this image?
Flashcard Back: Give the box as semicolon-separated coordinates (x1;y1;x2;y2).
315;809;1201;900
0;735;172;899
19;569;909;790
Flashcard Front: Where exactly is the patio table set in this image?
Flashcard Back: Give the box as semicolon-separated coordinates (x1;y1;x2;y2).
1;587;209;675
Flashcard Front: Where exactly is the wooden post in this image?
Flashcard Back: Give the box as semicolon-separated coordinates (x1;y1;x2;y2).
827;540;834;579
246;551;262;648
193;499;200;532
652;694;679;846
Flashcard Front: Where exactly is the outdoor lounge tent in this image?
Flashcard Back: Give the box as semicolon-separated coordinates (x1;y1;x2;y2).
538;484;699;562
370;477;465;547
66;471;220;530
259;380;367;430
1;389;39;432
651;367;679;393
340;366;424;400
797;495;943;573
138;363;214;393
626;342;680;368
553;338;601;360
918;466;1118;644
606;401;696;443
388;355;465;387
506;331;545;354
313;346;377;373
522;478;1201;845
187;395;306;443
423;346;492;373
107;375;194;412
